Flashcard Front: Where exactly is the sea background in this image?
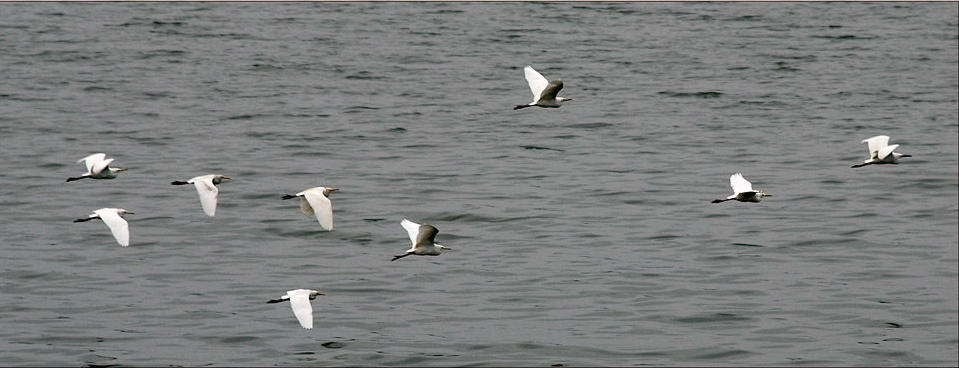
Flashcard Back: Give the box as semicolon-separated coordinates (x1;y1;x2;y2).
1;2;957;366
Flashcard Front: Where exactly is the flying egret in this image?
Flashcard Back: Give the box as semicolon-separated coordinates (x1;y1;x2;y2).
281;187;338;231
171;174;231;217
852;135;911;168
267;289;324;329
514;65;571;110
74;208;133;246
392;219;451;261
66;153;128;182
712;173;771;203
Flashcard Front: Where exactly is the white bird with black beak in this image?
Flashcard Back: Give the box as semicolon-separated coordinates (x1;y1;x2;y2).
712;173;771;203
171;174;231;216
281;187;338;231
514;65;571;109
74;208;134;246
392;219;451;261
66;153;128;182
267;289;324;329
852;135;911;168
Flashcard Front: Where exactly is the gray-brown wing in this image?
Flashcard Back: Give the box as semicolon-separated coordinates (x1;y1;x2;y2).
416;224;439;246
539;79;564;100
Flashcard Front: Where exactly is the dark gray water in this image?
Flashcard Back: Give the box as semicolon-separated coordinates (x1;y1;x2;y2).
1;2;957;366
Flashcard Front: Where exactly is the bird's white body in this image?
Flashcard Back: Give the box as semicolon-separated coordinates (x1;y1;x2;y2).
76;208;133;246
393;219;451;261
515;65;570;109
173;174;231;217
268;289;324;329
68;153;127;181
713;173;770;203
853;135;910;168
285;187;337;231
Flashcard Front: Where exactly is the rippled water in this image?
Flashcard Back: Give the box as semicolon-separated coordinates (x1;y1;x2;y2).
1;2;957;366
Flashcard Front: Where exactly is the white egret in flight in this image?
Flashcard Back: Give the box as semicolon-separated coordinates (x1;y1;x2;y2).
392;219;451;261
171;174;231;216
66;153;128;182
514;65;571;110
74;208;133;246
852;135;911;168
712;173;771;203
281;187;338;231
267;289;324;329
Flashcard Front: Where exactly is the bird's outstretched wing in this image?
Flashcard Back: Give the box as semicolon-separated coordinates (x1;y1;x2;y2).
192;175;219;217
288;293;314;329
539;79;564;100
417;224;439;247
302;188;333;230
298;196;315;216
401;219;421;245
876;144;899;161
730;173;754;193
95;208;129;246
79;153;107;173
862;135;890;159
90;158;114;175
524;65;550;101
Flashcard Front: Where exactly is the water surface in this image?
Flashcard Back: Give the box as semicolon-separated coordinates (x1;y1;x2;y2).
1;2;957;366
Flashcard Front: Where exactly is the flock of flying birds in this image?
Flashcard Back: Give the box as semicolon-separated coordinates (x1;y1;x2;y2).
66;65;911;329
